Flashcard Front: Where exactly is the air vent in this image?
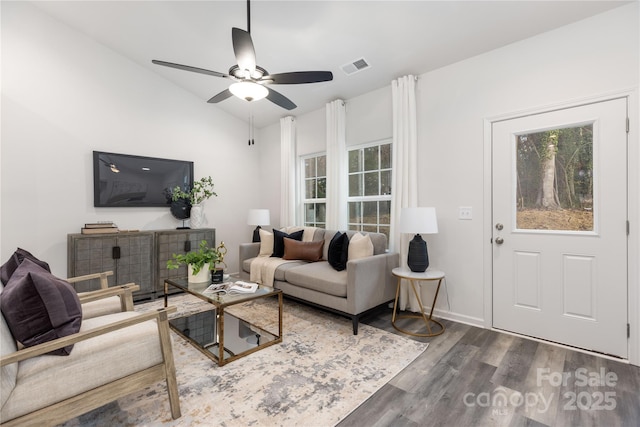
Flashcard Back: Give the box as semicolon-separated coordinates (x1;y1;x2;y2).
341;58;371;76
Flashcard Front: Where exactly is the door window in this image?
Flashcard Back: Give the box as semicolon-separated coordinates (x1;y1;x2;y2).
515;124;594;232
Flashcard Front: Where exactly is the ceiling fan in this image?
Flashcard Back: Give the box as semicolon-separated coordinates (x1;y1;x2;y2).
152;0;333;110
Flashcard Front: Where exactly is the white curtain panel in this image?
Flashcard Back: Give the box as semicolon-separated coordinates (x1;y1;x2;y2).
280;116;296;227
325;99;347;230
390;75;422;312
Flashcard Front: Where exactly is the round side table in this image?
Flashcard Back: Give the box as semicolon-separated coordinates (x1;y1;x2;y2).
391;267;445;337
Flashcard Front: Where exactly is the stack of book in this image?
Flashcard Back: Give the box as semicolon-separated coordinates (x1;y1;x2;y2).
81;222;119;234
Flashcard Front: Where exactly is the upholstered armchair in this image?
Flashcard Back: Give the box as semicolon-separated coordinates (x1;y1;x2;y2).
0;282;181;426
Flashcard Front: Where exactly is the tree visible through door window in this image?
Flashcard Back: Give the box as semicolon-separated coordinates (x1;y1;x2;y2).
302;154;326;228
516;124;593;231
348;141;392;242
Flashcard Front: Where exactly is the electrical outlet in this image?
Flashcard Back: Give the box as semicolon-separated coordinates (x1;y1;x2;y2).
459;207;472;220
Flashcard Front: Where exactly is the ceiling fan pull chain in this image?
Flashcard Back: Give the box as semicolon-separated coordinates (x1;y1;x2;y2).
247;0;251;33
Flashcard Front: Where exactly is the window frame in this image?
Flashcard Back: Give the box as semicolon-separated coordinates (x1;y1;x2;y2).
347;139;392;240
300;152;327;228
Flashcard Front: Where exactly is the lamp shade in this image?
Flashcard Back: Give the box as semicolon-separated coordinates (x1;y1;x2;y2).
399;207;438;234
229;81;268;102
247;209;270;226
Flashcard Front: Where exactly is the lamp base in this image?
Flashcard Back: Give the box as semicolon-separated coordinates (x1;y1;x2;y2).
252;226;262;243
407;234;429;272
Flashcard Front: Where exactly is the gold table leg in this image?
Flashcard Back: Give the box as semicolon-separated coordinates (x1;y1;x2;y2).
391;277;445;337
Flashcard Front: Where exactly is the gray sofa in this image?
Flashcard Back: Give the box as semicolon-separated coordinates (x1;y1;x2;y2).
239;228;398;334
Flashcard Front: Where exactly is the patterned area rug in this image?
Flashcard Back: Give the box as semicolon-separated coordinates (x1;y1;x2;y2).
61;294;428;427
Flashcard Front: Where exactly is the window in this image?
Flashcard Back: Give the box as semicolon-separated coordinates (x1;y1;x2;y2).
347;141;392;242
302;154;326;228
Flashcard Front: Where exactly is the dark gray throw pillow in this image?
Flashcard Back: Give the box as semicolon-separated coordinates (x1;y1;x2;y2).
272;229;304;258
0;258;82;356
328;232;350;271
0;248;51;285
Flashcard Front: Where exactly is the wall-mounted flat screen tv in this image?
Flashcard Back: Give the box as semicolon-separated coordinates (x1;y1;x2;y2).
93;151;194;207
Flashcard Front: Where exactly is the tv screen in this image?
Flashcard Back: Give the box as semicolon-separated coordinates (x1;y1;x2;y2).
93;151;194;207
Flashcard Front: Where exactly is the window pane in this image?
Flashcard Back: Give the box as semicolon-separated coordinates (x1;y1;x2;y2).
348;202;361;223
349;174;362;197
349;150;361;173
379;201;391;224
516;125;593;231
317;203;326;223
317;155;326;176
380;144;391;169
348;224;360;232
363;201;377;224
305;204;315;223
363;225;377;233
364;172;379;196
305;179;316;199
317;178;327;198
364;146;378;171
305;158;315;177
380;170;391;195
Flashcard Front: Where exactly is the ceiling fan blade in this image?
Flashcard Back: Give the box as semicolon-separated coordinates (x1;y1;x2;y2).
207;89;233;104
152;60;229;78
266;87;297;110
263;71;333;85
232;27;257;75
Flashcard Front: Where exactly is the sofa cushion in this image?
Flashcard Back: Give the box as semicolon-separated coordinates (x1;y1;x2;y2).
0;259;82;356
284;262;348;297
272;229;304;258
273;260;308;281
327;232;350;271
348;232;374;260
283;238;324;262
0;248;51;286
0;311;164;423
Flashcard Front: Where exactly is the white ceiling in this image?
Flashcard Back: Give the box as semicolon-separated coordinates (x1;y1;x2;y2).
32;0;628;128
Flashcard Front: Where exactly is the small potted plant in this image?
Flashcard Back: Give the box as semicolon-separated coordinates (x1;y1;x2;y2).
167;240;221;283
171;176;217;229
210;241;228;283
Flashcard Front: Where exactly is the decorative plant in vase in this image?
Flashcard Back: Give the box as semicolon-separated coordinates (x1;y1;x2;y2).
171;176;217;229
210;241;228;283
166;240;222;283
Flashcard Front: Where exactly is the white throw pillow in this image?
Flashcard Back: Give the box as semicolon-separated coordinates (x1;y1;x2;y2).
258;229;274;256
348;232;374;260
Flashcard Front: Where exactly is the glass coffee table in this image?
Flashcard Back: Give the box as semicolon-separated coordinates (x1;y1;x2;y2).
164;278;283;366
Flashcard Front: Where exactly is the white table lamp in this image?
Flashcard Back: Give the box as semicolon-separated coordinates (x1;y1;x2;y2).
247;209;271;242
399;207;438;272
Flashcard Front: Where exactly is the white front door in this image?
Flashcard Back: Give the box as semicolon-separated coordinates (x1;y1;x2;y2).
492;98;628;358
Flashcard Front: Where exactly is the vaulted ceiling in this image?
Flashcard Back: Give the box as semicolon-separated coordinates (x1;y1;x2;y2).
32;1;628;128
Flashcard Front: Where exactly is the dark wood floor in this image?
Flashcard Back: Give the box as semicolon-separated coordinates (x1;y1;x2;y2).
338;309;640;427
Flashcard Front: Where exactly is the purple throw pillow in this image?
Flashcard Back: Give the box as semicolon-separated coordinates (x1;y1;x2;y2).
0;248;51;285
1;258;82;355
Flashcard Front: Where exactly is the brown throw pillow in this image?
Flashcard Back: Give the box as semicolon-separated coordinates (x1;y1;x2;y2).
282;238;324;262
0;258;82;355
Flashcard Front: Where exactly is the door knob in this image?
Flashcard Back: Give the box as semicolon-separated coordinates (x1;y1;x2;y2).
495;237;504;245
495;223;504;230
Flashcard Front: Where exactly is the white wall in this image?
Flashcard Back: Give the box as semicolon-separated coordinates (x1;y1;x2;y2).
1;2;260;276
257;3;639;358
418;2;638;326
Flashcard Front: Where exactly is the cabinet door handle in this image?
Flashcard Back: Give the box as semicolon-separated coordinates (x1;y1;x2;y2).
112;246;121;259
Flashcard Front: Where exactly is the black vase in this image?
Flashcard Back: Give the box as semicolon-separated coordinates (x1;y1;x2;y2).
407;234;429;272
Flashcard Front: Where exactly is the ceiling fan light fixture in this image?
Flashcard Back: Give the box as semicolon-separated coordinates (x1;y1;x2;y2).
229;81;268;102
